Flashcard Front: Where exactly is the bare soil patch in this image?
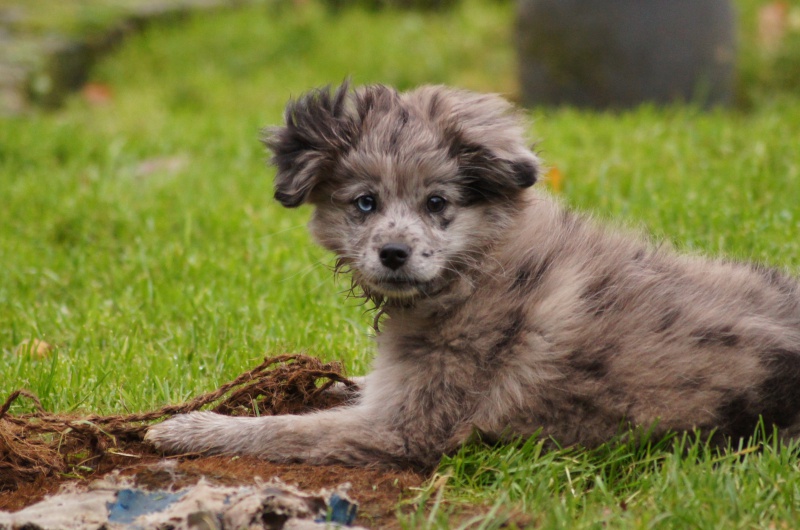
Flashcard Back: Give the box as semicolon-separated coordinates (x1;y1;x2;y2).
0;452;424;528
0;355;426;528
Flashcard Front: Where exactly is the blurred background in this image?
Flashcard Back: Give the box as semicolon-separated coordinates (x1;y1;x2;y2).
1;0;799;114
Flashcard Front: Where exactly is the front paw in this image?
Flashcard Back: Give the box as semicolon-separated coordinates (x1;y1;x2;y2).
145;411;225;455
323;375;365;402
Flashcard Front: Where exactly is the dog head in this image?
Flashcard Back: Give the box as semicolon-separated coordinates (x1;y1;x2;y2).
263;82;539;303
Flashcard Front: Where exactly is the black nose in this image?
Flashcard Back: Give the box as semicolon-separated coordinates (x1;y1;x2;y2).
379;243;411;270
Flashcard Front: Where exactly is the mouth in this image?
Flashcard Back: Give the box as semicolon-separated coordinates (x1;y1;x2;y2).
367;276;429;298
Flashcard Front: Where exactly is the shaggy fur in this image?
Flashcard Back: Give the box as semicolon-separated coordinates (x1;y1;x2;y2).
147;83;800;470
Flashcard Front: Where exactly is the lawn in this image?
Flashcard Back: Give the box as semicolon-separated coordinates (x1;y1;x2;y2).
2;0;800;527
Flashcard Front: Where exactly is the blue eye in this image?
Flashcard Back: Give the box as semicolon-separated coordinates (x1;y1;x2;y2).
355;195;377;213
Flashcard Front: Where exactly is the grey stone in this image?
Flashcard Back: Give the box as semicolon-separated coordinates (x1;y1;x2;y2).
516;0;737;109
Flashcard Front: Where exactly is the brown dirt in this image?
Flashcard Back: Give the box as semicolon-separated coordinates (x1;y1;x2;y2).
0;448;425;528
0;354;428;528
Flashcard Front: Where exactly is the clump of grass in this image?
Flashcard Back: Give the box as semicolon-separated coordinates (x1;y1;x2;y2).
407;427;800;528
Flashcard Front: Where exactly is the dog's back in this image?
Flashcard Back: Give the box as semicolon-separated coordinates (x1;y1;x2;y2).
372;195;800;451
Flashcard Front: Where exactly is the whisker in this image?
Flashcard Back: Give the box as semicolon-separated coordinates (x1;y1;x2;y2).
279;260;329;284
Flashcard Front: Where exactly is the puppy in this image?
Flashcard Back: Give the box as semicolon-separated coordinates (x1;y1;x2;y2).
147;83;800;470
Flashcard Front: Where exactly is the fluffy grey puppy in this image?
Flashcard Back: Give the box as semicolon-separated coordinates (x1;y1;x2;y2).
146;83;800;470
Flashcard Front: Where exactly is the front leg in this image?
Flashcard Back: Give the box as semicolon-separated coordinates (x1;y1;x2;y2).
322;375;367;402
145;404;430;469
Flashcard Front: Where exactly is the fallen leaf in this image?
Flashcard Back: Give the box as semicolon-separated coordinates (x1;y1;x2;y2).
15;339;54;359
758;1;789;54
82;82;114;105
546;165;564;193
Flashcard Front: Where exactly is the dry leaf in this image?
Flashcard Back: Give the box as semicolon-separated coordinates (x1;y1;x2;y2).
15;339;54;359
81;82;114;105
546;165;564;193
759;1;790;54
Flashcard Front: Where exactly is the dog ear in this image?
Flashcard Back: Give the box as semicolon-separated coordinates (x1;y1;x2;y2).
450;139;539;204
263;83;357;208
424;87;540;204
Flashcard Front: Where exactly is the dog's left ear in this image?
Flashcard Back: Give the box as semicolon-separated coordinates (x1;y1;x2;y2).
431;88;540;203
451;140;539;204
263;83;357;208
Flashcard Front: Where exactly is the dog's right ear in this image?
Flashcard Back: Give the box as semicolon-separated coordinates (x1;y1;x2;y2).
262;83;357;208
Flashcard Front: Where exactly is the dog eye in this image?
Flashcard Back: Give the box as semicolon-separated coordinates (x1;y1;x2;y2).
426;195;446;213
355;195;377;213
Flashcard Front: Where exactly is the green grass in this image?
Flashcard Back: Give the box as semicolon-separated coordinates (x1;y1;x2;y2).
408;429;800;528
1;0;517;412
2;0;800;527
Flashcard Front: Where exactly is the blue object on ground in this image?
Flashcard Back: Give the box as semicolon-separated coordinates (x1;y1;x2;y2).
107;489;187;524
320;492;358;526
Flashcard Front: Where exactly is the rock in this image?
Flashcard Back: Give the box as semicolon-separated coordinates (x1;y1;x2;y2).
516;0;737;108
